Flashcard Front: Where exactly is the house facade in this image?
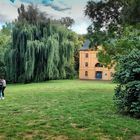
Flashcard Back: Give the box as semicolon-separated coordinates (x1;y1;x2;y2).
79;40;114;80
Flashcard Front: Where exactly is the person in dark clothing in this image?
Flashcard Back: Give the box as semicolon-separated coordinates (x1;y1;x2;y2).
0;79;3;100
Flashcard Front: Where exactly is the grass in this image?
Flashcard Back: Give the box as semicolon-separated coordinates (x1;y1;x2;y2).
0;80;140;140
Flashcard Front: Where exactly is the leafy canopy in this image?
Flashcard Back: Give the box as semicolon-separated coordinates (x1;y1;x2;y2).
4;4;81;83
113;49;140;118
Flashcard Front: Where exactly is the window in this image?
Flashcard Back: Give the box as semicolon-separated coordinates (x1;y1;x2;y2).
85;62;88;67
110;72;113;77
95;63;103;67
85;53;88;58
105;73;107;76
85;71;88;76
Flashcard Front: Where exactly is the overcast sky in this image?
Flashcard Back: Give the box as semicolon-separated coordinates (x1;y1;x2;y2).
0;0;91;34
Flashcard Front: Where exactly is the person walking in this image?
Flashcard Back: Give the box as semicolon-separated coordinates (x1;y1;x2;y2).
2;78;6;99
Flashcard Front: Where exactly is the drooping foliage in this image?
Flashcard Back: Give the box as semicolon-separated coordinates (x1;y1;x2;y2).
0;24;12;78
113;49;140;118
5;21;76;82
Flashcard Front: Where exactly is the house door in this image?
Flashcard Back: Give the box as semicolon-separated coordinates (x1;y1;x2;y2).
96;71;102;79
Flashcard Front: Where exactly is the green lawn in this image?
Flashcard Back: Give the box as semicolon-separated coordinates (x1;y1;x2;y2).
0;80;140;140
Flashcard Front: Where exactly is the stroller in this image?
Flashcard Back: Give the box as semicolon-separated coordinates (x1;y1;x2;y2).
0;81;3;99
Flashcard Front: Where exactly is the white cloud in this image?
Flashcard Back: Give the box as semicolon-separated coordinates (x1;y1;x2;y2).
0;1;18;22
0;0;91;34
71;18;91;34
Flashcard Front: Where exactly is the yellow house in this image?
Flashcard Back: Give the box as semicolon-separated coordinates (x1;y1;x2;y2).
79;40;114;80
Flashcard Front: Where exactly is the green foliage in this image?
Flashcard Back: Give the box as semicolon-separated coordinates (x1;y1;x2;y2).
17;4;47;25
85;0;140;52
5;20;77;82
97;26;140;66
59;17;75;27
85;0;140;33
113;49;140;118
1;22;13;35
0;29;11;62
85;0;140;119
85;0;123;34
0;24;11;78
122;0;140;26
0;61;6;78
68;33;85;74
2;4;81;83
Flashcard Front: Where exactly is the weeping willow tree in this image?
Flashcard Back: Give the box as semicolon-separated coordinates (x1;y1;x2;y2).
5;20;75;82
4;4;79;83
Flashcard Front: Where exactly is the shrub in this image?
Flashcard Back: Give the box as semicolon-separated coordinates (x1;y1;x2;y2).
113;49;140;118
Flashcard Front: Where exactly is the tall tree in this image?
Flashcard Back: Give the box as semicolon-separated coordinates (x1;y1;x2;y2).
85;0;140;33
5;4;79;83
17;4;47;25
122;0;140;26
85;0;140;64
59;17;75;28
85;0;123;33
85;0;140;50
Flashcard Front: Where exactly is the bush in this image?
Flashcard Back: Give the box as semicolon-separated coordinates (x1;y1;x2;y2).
0;61;6;78
113;49;140;118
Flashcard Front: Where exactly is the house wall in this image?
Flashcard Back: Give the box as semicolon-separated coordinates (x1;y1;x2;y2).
79;50;114;80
